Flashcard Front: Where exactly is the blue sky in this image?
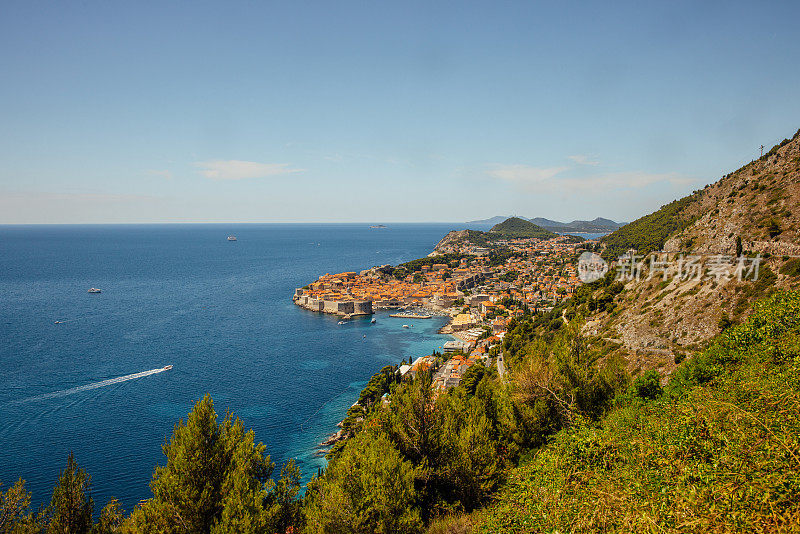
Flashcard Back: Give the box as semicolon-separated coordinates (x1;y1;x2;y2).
1;0;798;223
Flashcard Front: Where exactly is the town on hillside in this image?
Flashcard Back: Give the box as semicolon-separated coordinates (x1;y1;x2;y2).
294;229;592;394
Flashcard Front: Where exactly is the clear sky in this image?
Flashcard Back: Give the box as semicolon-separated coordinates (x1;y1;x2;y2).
1;0;798;224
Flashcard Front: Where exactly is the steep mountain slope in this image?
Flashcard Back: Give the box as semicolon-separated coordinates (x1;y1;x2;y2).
479;291;800;533
603;129;800;259
664;130;800;256
580;129;800;377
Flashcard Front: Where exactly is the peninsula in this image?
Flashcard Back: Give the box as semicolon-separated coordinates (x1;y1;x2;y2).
294;225;589;329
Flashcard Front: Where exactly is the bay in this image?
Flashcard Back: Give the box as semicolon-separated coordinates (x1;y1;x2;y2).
0;223;455;511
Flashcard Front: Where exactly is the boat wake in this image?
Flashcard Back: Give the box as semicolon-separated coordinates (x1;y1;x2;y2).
11;367;172;405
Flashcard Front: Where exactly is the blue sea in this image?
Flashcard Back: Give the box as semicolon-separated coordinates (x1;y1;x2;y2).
0;224;456;512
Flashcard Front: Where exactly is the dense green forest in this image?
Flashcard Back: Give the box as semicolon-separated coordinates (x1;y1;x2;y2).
489;217;558;239
600;194;700;260
4;292;800;533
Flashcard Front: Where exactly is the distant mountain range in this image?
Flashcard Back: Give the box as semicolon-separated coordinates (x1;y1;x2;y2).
466;215;626;233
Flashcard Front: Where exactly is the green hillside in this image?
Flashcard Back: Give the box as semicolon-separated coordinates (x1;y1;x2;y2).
490;217;558;239
477;291;800;533
600;193;700;260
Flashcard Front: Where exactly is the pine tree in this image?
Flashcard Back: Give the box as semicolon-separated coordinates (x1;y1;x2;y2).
124;394;275;533
263;460;302;534
304;432;421;534
43;453;94;534
0;478;32;533
94;499;124;534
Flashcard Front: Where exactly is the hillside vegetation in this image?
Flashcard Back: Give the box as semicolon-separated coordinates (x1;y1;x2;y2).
576;128;800;375
489;217;558;239
477;291;800;533
600;194;701;260
602;128;800;260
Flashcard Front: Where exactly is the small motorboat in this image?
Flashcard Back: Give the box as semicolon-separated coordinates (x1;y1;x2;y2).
163;365;173;371
227;235;237;241
370;318;376;324
402;324;410;328
338;321;347;325
88;288;101;293
54;320;63;324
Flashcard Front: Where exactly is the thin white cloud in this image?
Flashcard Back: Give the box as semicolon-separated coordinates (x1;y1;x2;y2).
571;171;694;190
488;164;569;185
195;160;304;180
147;169;173;180
568;154;600;166
487;164;695;193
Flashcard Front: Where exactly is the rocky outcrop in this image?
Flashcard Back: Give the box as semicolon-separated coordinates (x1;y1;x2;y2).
434;230;471;252
588;128;800;377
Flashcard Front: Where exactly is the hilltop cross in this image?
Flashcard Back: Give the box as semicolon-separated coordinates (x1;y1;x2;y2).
760;144;765;157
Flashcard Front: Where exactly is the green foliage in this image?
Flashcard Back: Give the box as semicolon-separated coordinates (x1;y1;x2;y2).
357;365;399;407
628;369;662;400
321;367;518;522
601;194;699;260
512;322;624;425
393;254;474;279
125;394;298;534
498;271;518;283
485;247;521;267
43;452;94;534
0;478;32;533
767;218;782;238
780;258;800;277
733;265;778;316
479;291;800;533
304;432;422;534
718;312;733;332
263;460;303;534
95;500;124;534
760;135;793;160
460;362;496;398
489;217;557;239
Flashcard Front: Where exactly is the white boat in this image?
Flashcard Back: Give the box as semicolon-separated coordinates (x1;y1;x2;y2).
163;365;173;371
338;321;347;325
88;288;101;293
371;318;376;324
402;324;410;328
227;235;237;241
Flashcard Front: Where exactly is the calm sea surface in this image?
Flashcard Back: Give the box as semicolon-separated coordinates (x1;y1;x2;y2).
0;224;457;511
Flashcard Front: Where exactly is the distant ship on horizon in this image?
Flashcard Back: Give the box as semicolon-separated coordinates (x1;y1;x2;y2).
227;235;237;241
369;224;387;229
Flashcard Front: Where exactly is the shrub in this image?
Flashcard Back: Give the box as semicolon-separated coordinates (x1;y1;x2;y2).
629;370;662;400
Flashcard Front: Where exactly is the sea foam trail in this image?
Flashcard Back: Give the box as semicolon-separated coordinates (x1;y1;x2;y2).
11;368;169;405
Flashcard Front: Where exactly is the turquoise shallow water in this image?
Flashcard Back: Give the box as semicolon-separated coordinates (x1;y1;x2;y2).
0;223;454;511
